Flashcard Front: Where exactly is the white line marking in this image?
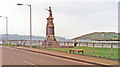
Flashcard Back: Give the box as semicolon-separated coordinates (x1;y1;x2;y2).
9;54;38;66
22;60;39;67
23;60;34;65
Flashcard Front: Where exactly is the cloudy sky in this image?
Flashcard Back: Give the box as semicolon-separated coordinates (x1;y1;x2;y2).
0;0;119;39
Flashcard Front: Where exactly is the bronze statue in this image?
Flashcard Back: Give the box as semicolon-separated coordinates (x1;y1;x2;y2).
46;7;52;17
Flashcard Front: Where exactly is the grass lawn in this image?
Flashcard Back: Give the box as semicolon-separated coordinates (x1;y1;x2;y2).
38;46;120;60
2;44;17;47
2;44;119;60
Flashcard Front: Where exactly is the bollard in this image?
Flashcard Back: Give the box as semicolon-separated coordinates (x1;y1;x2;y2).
93;43;94;56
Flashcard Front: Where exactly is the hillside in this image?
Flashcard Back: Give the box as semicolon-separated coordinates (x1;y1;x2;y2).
72;32;120;41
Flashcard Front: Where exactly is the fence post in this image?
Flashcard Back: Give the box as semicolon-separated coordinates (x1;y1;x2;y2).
43;41;46;48
21;40;23;46
9;41;11;45
67;42;69;53
79;42;80;49
14;41;16;45
111;43;113;57
2;41;4;44
93;43;94;56
13;41;14;45
86;42;88;47
7;41;9;44
44;41;46;48
58;41;60;51
64;42;66;52
50;41;54;50
16;41;17;45
23;41;25;46
39;40;40;48
34;40;35;46
102;43;103;48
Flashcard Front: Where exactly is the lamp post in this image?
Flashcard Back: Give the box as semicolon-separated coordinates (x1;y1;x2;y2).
17;3;32;48
0;16;8;44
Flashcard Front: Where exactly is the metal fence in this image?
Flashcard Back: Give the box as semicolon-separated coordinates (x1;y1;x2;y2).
2;40;119;60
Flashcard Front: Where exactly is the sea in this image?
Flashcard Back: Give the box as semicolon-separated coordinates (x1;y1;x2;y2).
0;40;119;48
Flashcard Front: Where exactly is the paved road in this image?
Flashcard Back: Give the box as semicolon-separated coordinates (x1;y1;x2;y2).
2;46;92;65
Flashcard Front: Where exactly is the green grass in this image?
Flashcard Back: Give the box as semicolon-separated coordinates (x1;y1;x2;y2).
2;44;119;60
2;44;17;46
39;46;120;60
73;32;120;40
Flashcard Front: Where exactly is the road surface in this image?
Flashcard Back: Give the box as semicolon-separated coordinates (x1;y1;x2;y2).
2;46;92;66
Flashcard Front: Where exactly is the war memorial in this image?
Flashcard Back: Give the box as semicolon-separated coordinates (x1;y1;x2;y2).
42;7;59;47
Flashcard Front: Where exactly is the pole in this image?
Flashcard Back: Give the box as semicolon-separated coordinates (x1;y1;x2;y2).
6;17;8;44
17;4;32;47
29;5;32;48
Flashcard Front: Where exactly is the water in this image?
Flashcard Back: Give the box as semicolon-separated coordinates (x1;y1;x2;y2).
56;40;119;48
1;40;119;48
76;40;119;48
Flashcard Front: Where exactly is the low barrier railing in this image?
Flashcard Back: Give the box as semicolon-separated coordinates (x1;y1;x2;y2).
2;40;119;60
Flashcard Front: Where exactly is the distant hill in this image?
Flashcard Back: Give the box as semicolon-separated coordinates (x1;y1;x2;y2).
0;34;66;41
72;32;120;41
